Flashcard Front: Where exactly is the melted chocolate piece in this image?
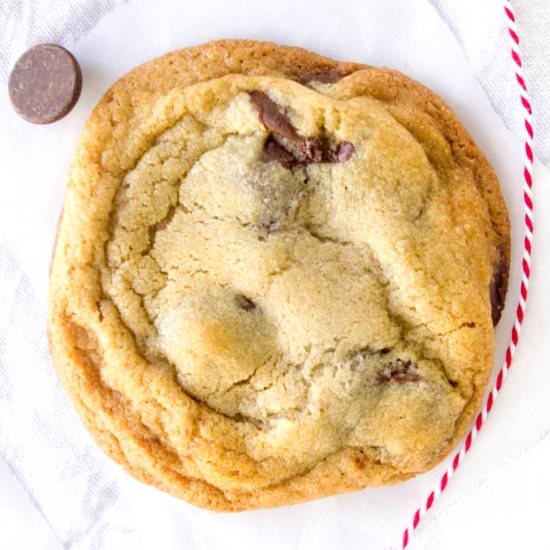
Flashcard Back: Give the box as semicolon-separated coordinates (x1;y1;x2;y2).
302;137;326;163
235;294;256;312
328;141;355;162
489;256;507;326
262;135;300;170
377;360;420;384
298;69;346;85
249;91;355;169
249;91;301;144
9;44;82;124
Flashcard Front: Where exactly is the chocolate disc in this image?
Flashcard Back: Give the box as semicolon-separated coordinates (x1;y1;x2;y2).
8;44;82;124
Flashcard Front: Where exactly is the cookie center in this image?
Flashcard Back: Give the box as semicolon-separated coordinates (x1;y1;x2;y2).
102;77;467;469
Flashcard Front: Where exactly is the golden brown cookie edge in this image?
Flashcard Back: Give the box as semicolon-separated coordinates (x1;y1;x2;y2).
48;39;510;511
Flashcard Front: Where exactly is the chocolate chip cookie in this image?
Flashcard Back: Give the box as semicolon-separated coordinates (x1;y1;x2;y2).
48;40;510;510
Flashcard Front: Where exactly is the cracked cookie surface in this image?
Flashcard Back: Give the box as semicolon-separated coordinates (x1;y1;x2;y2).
48;40;510;510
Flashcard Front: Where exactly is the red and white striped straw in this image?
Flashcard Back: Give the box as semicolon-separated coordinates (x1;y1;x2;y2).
401;1;535;547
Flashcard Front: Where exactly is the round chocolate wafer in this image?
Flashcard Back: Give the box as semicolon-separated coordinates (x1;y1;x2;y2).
8;44;82;124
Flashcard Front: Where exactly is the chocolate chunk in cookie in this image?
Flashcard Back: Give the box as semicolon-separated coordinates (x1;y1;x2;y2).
249;91;301;143
328;141;355;162
489;256;507;326
298;69;347;85
262;135;300;170
250;91;355;168
235;294;256;312
377;360;420;384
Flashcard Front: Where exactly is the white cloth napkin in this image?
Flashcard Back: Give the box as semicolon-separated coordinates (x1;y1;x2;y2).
431;0;550;165
1;1;549;549
0;0;126;80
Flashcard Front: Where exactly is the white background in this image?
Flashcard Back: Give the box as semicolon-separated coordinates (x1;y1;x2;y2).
1;1;549;549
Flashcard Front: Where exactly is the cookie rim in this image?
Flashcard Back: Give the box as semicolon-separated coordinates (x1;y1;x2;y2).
48;39;511;511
